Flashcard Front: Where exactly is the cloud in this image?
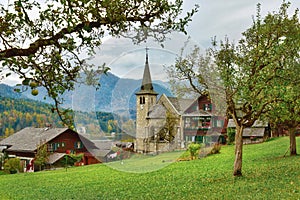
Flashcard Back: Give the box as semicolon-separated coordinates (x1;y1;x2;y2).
1;0;299;86
186;0;299;47
89;32;198;81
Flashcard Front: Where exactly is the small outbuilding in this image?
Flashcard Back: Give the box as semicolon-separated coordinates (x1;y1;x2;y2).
227;119;270;144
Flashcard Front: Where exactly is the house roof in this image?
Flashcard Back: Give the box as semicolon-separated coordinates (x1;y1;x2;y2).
0;127;69;153
182;110;212;117
79;137;114;158
227;119;268;128
0;145;7;152
47;153;66;164
243;128;265;137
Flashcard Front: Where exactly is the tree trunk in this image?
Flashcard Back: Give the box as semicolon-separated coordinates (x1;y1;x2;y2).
233;125;244;176
289;127;297;156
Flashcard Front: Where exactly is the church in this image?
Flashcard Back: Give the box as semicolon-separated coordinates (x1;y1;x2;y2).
134;50;226;153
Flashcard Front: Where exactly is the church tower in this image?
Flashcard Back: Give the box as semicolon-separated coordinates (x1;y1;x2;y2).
135;48;158;153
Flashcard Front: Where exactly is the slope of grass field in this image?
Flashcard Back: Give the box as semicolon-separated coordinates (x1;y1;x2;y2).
0;137;299;200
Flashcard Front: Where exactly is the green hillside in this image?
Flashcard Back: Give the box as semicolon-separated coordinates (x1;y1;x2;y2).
0;96;133;137
0;137;299;199
0;97;64;137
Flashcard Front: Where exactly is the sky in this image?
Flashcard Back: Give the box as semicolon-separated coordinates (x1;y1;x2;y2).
89;0;299;82
2;0;299;85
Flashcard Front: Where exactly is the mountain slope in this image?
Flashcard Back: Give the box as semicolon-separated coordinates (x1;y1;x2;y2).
0;84;27;99
18;72;173;112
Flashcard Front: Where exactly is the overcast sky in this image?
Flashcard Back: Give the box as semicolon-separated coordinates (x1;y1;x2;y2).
91;0;299;81
2;0;299;85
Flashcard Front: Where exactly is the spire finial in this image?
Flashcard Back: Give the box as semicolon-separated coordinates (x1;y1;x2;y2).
145;46;149;64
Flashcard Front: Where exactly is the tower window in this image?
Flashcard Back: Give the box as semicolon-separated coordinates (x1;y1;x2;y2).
140;97;145;104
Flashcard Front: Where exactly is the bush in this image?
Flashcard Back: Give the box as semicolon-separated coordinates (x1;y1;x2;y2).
227;128;236;144
188;143;201;160
62;153;84;167
4;158;22;174
176;150;191;161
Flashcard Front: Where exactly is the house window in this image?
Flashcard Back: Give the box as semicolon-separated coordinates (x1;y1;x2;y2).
217;120;224;128
61;142;65;147
198;119;202;127
185;117;190;128
52;143;58;151
203;104;212;111
47;144;53;152
75;141;83;149
202;117;211;128
185;118;190;123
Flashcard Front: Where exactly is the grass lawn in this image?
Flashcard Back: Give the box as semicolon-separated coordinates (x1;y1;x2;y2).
0;137;299;200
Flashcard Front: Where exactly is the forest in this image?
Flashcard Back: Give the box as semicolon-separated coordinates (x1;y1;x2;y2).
0;96;132;139
0;97;63;137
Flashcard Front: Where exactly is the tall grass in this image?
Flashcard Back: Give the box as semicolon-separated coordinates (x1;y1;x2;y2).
0;137;299;199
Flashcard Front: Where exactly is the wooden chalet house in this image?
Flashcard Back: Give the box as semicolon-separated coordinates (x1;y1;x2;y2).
182;95;227;145
0;127;103;171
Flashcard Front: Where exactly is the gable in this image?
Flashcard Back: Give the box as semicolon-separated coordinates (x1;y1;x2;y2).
184;95;212;114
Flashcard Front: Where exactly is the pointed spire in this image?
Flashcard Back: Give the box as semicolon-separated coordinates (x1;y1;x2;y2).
145;46;149;64
136;48;158;95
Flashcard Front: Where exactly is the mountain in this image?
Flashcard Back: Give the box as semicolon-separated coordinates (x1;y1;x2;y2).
15;72;173;113
0;73;173;136
0;84;27;99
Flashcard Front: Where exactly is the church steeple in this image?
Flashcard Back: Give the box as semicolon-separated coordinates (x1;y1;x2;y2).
135;47;158;153
137;47;158;95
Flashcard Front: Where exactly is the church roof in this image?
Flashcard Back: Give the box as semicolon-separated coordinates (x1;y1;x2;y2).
147;104;166;119
136;49;158;95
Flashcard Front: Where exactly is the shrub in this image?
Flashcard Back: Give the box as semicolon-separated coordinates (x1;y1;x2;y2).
188;143;201;160
4;158;22;174
176;150;191;161
34;143;50;171
62;153;84;167
227;128;236;144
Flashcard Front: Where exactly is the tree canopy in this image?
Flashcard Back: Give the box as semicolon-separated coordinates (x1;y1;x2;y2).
0;0;198;125
169;1;299;176
214;2;299;176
